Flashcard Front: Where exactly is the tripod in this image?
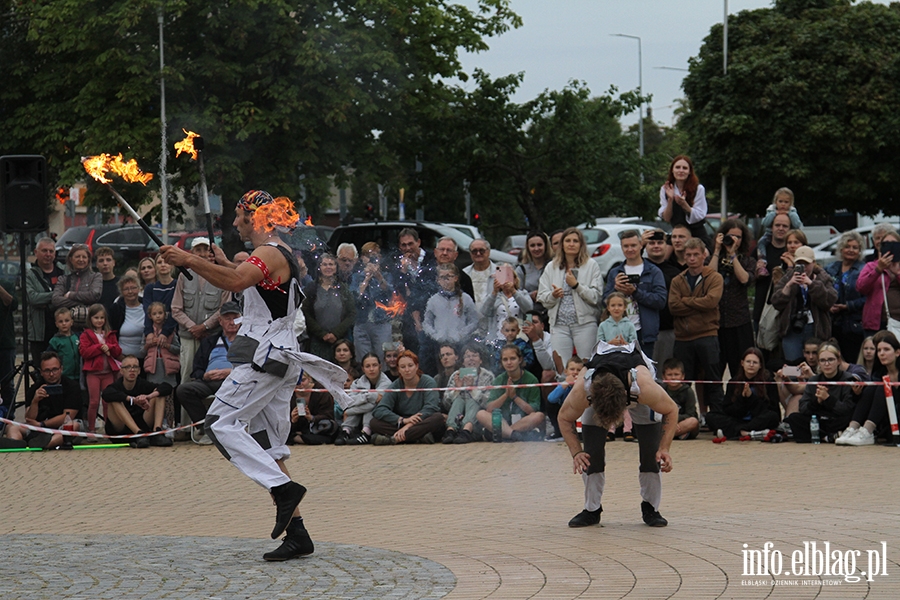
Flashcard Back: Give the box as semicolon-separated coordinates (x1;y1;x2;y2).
0;233;36;434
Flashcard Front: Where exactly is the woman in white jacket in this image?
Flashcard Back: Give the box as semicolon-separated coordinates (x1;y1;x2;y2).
537;227;604;365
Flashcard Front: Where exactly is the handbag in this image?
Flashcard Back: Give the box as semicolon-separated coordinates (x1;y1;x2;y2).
756;281;781;351
880;275;900;338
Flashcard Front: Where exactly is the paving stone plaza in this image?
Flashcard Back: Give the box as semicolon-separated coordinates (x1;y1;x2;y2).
1;437;898;599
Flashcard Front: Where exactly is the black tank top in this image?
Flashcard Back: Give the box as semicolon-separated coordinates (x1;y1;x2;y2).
586;347;645;389
255;244;302;319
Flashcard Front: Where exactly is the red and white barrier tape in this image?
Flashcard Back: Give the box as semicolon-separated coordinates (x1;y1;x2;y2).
0;417;203;440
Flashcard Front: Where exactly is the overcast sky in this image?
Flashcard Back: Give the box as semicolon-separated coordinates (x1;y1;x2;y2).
458;0;889;127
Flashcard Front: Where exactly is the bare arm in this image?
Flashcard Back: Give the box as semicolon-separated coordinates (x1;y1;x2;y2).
558;367;591;473
160;244;282;293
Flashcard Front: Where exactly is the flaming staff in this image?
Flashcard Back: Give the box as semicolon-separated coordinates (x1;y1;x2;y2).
375;291;407;318
82;153;192;280
174;129;215;246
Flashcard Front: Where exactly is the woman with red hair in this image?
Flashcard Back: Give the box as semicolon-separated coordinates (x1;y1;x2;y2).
658;155;711;250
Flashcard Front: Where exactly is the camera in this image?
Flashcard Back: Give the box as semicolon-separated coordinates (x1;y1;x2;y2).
790;310;809;334
650;231;665;241
723;234;735;247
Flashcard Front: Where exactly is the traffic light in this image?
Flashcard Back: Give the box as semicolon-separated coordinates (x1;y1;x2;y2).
473;211;481;227
365;202;375;220
55;187;69;203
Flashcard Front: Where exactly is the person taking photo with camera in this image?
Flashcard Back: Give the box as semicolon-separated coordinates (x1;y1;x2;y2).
770;246;837;362
707;219;756;381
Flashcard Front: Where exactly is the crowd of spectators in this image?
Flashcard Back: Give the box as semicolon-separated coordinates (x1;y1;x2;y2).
5;170;900;451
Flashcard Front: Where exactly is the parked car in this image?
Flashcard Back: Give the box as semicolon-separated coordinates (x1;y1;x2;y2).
167;230;223;251
443;223;484;240
500;234;527;258
93;224;162;264
54;224;121;263
327;221;516;268
578;222;663;280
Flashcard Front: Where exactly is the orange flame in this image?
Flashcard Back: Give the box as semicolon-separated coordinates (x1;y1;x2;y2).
375;291;407;318
174;129;199;160
251;196;299;232
304;215;313;227
82;154;153;185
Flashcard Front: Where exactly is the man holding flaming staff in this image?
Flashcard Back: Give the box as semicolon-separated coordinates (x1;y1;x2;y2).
161;190;349;561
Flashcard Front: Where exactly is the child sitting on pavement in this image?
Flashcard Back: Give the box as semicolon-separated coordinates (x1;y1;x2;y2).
660;358;700;440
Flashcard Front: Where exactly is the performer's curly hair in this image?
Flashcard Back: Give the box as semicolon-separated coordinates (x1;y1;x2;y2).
588;373;629;429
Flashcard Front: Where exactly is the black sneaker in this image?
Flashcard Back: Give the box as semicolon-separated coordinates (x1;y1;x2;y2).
270;481;307;539
453;429;474;444
441;429;457;444
334;430;351;446
418;432;435;445
568;507;602;528
346;432;370;446
641;501;668;527
149;428;173;447
263;517;314;561
130;436;150;449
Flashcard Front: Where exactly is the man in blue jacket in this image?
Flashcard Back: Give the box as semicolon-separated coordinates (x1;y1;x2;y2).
602;230;668;360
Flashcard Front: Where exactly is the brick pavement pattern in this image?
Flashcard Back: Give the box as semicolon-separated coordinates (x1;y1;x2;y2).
1;438;899;599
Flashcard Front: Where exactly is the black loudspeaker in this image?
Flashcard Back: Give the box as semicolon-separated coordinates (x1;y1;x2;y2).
0;155;48;233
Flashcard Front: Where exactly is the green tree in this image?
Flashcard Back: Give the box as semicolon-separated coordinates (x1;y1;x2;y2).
681;0;900;217
392;71;649;241
0;0;519;223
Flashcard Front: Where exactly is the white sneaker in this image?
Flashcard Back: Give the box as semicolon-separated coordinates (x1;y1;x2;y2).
835;427;859;445
845;428;875;446
197;434;214;446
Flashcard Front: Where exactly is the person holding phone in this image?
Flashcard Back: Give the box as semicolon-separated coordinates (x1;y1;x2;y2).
771;246;837;362
603;230;667;360
537;228;604;362
4;352;81;449
856;230;900;336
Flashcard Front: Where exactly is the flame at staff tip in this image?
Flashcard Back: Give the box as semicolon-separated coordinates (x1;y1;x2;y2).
375;291;407;318
251;196;299;232
174;129;200;161
304;215;313;227
82;154;153;186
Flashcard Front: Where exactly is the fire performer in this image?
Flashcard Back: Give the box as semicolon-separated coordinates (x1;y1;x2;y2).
557;340;678;529
160;190;350;561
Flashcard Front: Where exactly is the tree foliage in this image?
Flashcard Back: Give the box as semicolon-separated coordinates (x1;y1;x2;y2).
681;0;900;217
360;71;651;238
0;0;519;222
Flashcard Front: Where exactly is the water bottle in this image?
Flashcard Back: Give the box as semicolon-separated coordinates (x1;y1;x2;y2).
491;409;503;443
810;415;820;445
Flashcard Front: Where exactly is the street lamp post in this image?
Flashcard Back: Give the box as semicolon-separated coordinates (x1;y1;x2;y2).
721;0;728;217
612;34;643;163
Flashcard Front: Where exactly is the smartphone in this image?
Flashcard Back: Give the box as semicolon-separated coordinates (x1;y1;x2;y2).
570;268;579;279
627;274;641;285
782;365;802;378
44;384;64;395
881;241;900;262
493;264;515;287
459;367;477;378
650;231;665;241
793;264;804;275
